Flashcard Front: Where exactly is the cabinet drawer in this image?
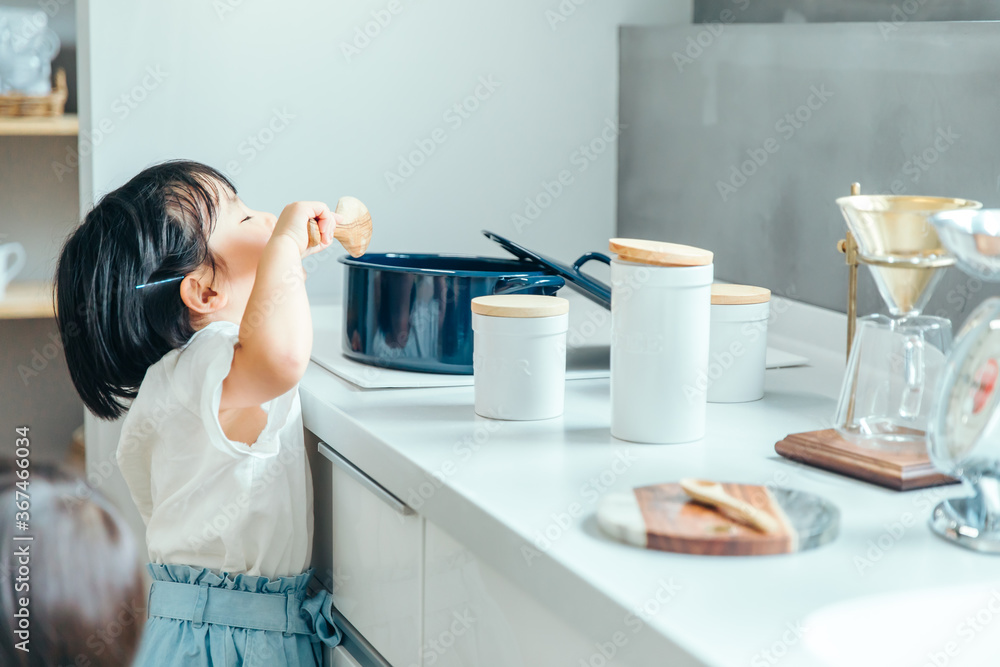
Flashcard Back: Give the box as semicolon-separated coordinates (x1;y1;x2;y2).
319;440;423;667
424;521;647;667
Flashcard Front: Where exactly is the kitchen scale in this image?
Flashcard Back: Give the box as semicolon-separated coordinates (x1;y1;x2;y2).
925;208;1000;553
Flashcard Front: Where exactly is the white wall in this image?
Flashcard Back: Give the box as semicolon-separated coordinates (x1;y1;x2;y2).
79;0;690;298
77;0;691;539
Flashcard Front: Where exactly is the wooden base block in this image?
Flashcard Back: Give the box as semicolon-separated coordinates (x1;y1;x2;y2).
775;429;957;491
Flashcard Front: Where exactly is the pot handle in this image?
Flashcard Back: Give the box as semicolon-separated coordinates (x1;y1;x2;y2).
493;275;565;296
572;251;611;272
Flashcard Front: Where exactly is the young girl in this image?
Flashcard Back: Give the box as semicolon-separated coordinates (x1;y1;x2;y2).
55;160;343;666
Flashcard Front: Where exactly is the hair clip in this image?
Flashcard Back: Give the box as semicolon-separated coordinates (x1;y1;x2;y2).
135;276;184;290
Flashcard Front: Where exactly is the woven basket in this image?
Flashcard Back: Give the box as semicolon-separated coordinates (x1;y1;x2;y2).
0;68;68;117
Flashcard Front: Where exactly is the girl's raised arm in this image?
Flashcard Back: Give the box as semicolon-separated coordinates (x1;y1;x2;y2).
220;201;337;409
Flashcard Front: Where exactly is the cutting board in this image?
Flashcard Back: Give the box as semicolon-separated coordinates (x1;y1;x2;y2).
597;482;839;556
775;429;957;491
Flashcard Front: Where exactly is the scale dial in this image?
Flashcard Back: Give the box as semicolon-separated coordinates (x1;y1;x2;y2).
930;298;1000;472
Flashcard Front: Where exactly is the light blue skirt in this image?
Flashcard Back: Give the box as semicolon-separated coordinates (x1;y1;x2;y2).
134;563;342;667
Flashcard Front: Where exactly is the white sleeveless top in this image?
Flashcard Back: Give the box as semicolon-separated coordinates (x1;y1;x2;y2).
117;320;313;579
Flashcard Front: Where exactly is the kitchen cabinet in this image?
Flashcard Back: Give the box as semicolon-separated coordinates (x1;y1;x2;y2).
306;426;643;667
423;521;638;667
312;434;423;667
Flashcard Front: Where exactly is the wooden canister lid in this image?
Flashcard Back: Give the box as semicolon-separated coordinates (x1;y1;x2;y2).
609;238;713;267
711;284;771;305
471;295;569;318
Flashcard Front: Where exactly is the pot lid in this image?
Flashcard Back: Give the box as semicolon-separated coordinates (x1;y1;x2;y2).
482;230;611;309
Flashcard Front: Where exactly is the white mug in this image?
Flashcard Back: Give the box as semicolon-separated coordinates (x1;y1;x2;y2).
0;242;27;301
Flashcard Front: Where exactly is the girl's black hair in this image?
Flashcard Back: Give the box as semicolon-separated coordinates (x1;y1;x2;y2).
55;160;236;420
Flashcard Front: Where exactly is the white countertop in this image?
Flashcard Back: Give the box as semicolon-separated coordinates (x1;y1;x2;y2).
299;291;999;667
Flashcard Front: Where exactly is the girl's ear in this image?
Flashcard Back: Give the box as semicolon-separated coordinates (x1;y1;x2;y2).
179;272;228;316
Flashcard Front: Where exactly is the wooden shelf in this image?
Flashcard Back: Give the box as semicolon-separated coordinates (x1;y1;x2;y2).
0;114;78;136
0;282;55;319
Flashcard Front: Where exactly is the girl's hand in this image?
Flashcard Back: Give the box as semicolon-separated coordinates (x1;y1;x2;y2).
273;201;343;258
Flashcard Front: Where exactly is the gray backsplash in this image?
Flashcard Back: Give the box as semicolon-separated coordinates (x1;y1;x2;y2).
694;0;1000;24
617;21;1000;328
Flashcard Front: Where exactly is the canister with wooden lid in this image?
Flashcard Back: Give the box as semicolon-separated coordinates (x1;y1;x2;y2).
471;295;569;420
707;284;771;404
608;238;714;444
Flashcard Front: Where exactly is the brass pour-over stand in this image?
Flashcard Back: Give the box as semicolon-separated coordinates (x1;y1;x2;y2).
775;183;982;490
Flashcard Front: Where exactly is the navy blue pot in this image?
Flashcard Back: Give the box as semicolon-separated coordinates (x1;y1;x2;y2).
340;254;565;374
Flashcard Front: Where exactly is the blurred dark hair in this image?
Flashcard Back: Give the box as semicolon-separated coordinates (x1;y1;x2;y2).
0;460;144;666
56;160;235;419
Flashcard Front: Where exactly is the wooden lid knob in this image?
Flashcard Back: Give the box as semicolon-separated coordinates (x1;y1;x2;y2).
609;238;713;267
471;295;569;318
711;284;771;305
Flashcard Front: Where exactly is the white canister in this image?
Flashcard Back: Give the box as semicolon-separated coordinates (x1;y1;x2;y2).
707;284;771;403
609;238;714;444
471;295;569;420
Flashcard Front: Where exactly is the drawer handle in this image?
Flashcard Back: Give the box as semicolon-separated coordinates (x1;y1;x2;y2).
317;441;415;516
329;605;394;667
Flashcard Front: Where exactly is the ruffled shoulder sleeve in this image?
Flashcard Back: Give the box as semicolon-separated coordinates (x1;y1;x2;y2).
170;321;298;457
